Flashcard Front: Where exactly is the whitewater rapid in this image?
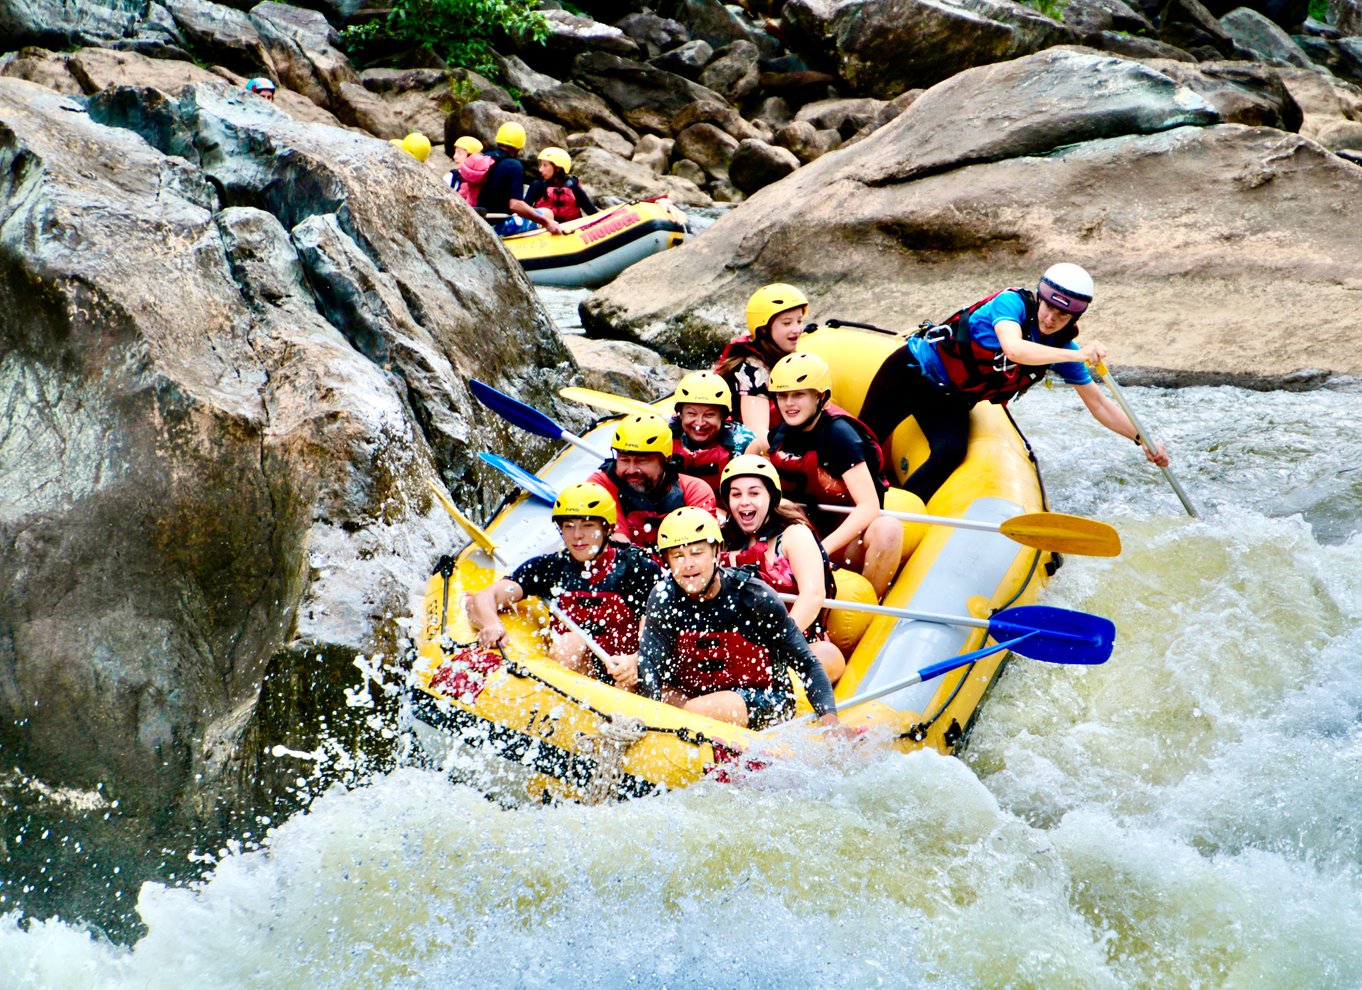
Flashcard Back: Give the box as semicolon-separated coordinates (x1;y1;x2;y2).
3;383;1361;989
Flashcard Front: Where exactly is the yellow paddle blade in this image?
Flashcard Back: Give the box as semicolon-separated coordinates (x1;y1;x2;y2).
1000;512;1122;557
559;386;658;417
428;481;500;557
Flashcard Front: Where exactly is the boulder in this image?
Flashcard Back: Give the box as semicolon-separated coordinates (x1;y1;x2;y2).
570;145;714;205
0;0;145;49
165;0;276;78
1218;7;1314;65
491;53;561;98
754;94;795;128
283;0;364;28
650;39;716;79
562;335;686;400
794;96;888;137
670;99;766;139
669;157;709;184
248;1;356;110
1;78;571;924
572;51;732;134
1062;0;1156;34
632;133;676;173
674;121;741;177
1144;58;1303;128
1196;0;1308;26
775;118;844;160
0;47;86;94
522;82;641;143
1275;65;1362;119
1293;35;1362;84
699;40;762;103
1330;0;1362;33
451;101;568;158
1309;117;1362;152
566;127;637;158
1155;0;1238;57
1086;30;1200;59
615;10;691;58
667;0;782;56
728;138;802;193
782;0;1079;96
525;9;641;76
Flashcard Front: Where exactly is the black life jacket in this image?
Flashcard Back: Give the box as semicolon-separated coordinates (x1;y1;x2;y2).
768;406;887;507
925;287;1079;405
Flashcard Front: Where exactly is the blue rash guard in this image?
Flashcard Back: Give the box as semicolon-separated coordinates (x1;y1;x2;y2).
907;289;1093;389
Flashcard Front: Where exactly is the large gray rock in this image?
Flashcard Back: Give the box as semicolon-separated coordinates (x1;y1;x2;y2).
1330;0;1362;33
0;77;571;927
1155;0;1238;57
795;96;889;137
775;118;845;161
671;98;766;140
650;39;715;79
450;101;568;158
728;138;802;193
1062;0;1156;34
0;0;145;48
248;1;356;109
674;120;741;178
782;0;1078;96
522;82;641;143
572;51;732;134
562;335;685;401
699;40;762;103
667;0;782;56
165;0;276;77
566;127;636;158
615;10;691;58
1144;57;1303;128
1086;29;1199;59
570;145;714;206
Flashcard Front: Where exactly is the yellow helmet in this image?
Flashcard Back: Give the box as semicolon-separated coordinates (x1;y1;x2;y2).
656;506;722;551
745;283;808;335
720;454;781;494
399;132;431;162
673;370;732;412
768;352;833;395
612;415;674;457
453;135;483;155
537;146;572;174
551;481;616;526
494;121;527;150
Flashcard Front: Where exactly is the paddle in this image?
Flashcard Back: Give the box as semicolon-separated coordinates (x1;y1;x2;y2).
776;593;1113;664
470;379;611;460
1093;361;1198;518
549;386;1120;556
428;480;620;669
559;386;658;418
478;451;560;504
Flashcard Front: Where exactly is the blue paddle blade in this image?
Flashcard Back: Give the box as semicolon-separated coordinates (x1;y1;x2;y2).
987;604;1115;664
469;379;565;442
477;452;560;504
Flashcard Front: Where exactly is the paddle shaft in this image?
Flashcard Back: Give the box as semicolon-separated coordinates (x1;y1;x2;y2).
818;502;1013;534
777;591;988;632
1094;362;1198;518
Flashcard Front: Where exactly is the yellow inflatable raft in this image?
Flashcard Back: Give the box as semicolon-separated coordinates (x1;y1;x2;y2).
503;199;687;288
408;326;1056;803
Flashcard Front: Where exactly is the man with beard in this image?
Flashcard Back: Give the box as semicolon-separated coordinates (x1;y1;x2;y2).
588;415;717;550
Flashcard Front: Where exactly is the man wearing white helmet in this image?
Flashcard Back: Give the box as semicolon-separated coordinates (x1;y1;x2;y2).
859;263;1170;502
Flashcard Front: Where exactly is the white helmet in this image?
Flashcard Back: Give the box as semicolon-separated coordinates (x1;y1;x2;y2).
1038;263;1094;315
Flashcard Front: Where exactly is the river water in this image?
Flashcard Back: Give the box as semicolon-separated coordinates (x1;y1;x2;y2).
3;382;1361;989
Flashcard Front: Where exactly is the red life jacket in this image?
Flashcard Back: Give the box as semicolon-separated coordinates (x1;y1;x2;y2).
768;406;886;507
929;287;1080;405
671;629;773;697
456;153;494;207
589;466;711;548
669;420;745;493
535;183;580;222
548;546;643;654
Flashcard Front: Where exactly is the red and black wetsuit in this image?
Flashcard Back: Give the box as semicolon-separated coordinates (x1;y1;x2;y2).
510;544;661;665
637;567;836;729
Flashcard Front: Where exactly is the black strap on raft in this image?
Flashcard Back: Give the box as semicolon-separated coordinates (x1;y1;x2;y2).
433;554;457;634
823;318;909;336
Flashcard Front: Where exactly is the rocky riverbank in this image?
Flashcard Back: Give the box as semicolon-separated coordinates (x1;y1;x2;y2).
2;0;1361;937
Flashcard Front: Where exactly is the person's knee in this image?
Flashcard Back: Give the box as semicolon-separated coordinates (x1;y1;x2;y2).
866;516;902;551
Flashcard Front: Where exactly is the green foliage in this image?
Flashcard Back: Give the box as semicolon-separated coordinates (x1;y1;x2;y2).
1308;0;1328;20
341;0;550;78
1020;0;1069;20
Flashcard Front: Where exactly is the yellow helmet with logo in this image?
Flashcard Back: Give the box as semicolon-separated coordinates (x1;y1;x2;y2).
768;352;833;395
612;415;674;457
551;481;617;526
656;506;722;551
745;283;808;335
453;135;484;155
673;370;732;412
720;454;781;495
537;146;572;174
494;121;527;150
